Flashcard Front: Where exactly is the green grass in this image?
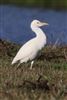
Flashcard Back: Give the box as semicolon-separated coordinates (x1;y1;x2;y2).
0;0;67;9
0;40;67;100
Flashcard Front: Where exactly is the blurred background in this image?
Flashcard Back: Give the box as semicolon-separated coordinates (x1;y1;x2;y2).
1;0;67;9
0;0;67;45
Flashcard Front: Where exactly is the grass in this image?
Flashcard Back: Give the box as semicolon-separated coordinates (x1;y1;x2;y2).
0;39;67;100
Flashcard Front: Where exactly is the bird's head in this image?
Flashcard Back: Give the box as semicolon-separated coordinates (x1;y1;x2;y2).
31;20;48;28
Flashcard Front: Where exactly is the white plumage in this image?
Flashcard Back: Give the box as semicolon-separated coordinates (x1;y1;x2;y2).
11;20;48;69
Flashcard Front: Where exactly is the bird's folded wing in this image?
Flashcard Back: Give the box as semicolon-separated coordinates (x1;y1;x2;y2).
12;38;37;64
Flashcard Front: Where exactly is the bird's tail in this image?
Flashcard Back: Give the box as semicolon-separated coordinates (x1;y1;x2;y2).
11;57;18;65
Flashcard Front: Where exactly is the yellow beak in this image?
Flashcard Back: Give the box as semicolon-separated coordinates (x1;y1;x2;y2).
41;22;49;26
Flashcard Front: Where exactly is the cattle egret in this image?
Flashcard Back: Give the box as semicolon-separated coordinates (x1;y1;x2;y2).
11;20;48;69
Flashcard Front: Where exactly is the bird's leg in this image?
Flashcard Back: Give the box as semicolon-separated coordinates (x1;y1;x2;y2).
16;62;21;70
30;61;34;70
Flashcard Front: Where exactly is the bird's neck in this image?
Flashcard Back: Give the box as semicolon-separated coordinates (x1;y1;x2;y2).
31;26;46;40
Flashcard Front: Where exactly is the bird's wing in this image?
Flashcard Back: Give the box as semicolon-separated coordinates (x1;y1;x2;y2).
12;38;38;64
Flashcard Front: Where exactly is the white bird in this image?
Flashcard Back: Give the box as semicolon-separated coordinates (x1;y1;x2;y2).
11;20;48;69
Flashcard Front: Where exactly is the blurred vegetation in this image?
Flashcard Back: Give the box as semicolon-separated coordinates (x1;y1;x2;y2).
0;0;67;9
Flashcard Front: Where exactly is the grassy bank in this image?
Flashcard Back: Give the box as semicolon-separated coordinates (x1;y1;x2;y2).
1;0;67;9
0;40;67;100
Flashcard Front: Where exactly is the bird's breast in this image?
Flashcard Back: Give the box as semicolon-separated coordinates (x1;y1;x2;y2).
36;35;46;50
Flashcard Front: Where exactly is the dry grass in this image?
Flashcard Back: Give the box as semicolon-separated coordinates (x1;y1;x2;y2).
0;40;67;100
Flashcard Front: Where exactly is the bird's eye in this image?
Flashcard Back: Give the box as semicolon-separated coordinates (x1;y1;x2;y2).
37;22;39;24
